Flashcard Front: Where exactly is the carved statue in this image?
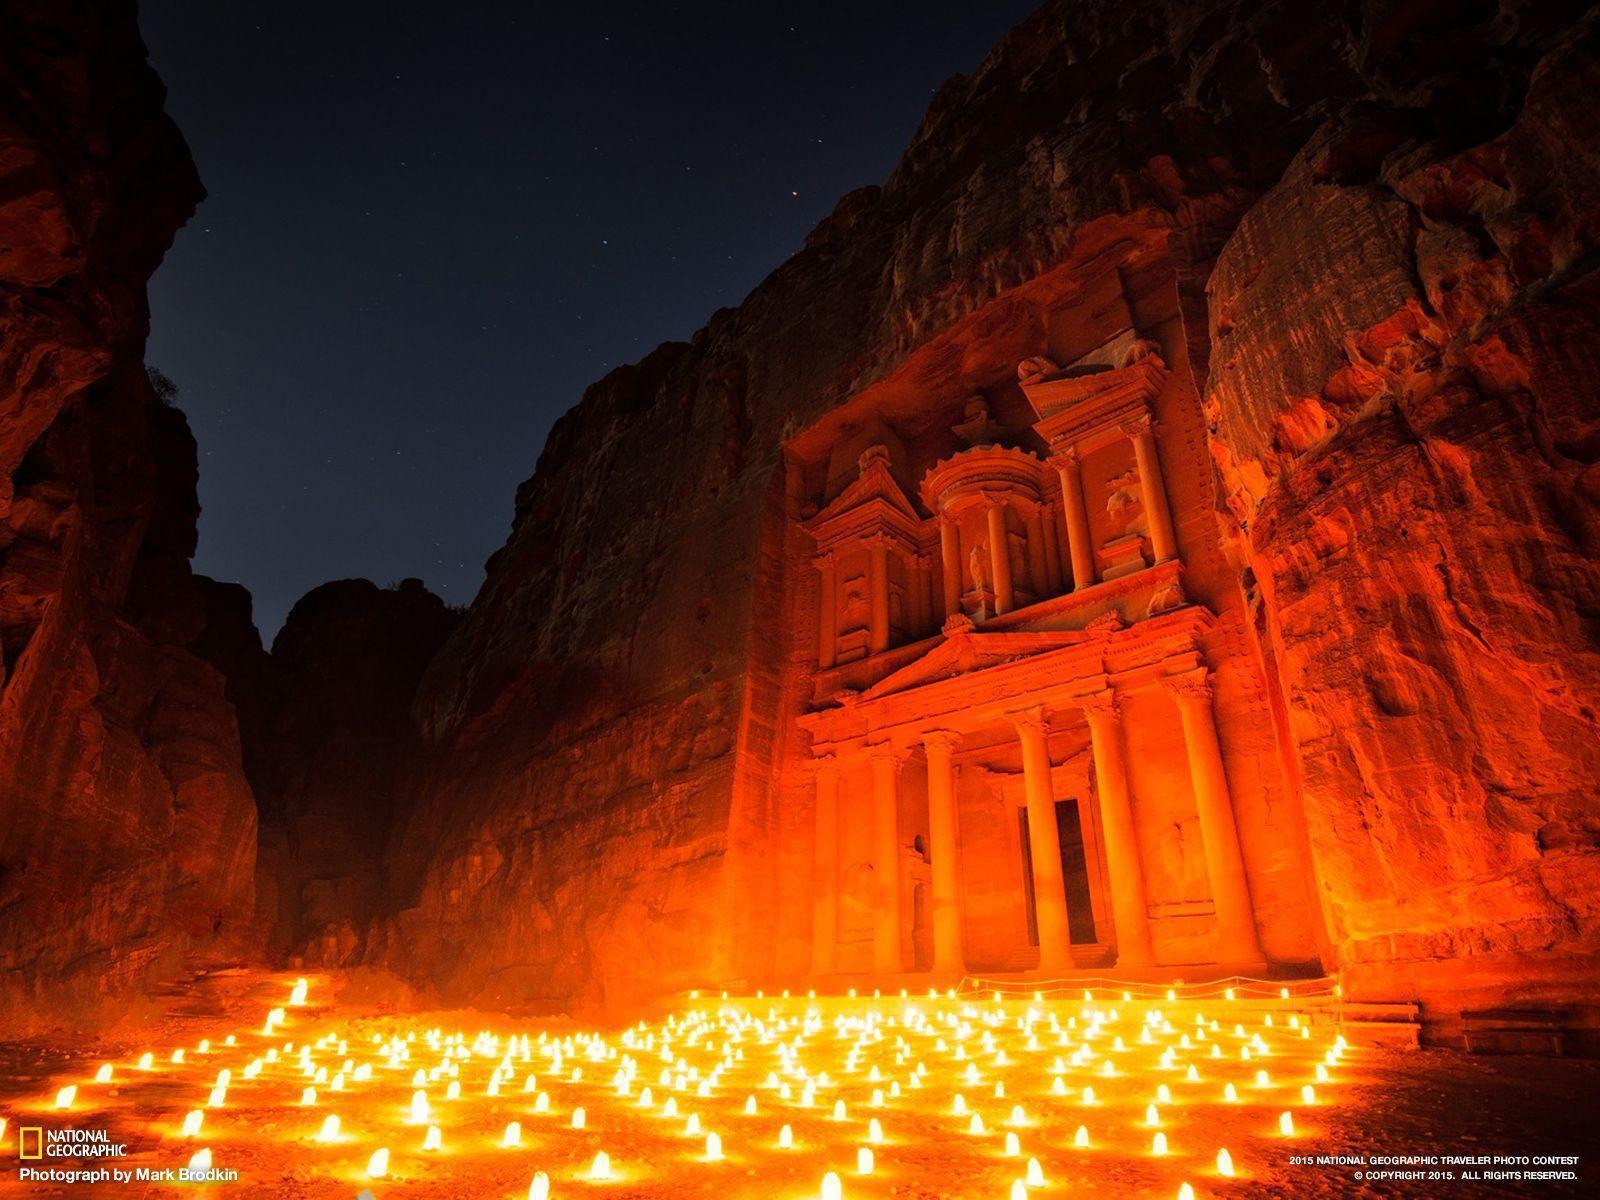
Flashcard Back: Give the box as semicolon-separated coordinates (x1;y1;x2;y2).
968;538;989;590
1122;337;1166;370
1015;355;1059;384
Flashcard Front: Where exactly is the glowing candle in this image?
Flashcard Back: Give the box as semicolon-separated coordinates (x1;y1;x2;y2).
188;1148;212;1174
1026;1157;1045;1186
686;1113;701;1135
857;1146;874;1174
1152;1131;1168;1155
504;1121;522;1147
572;1106;586;1129
1145;1103;1161;1126
590;1151;612;1179
1302;1084;1316;1104
54;1085;76;1109
94;1064;112;1083
181;1110;203;1137
316;1115;340;1142
138;1053;153;1070
779;1124;794;1149
300;1086;316;1105
1224;1082;1239;1102
706;1132;722;1161
968;1113;985;1135
821;1171;843;1200
1217;1147;1235;1176
423;1124;443;1150
744;1094;756;1114
529;1171;551;1200
867;1117;883;1144
409;1090;430;1123
1004;1131;1020;1157
367;1148;389;1179
1279;1111;1295;1136
1180;1184;1197;1200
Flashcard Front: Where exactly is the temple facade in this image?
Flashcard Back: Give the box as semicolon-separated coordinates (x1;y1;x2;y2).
776;256;1326;983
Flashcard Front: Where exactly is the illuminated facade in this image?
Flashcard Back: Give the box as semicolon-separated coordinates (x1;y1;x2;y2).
781;262;1324;985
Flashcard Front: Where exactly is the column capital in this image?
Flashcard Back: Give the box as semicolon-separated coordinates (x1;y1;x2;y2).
1077;689;1122;725
922;729;962;756
1050;446;1082;470
1164;668;1214;704
862;531;892;552
868;740;907;766
811;753;840;780
1121;410;1156;439
1010;705;1050;740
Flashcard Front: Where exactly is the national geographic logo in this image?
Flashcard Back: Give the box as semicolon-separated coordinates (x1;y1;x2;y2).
15;1126;129;1159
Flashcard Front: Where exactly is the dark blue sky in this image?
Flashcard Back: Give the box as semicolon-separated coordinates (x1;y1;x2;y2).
141;1;1039;640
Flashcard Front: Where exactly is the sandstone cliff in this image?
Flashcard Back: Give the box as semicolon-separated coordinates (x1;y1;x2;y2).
243;578;457;968
0;0;256;1029
370;0;1600;1028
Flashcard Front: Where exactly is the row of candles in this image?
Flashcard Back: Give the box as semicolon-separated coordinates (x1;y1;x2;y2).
10;976;1351;1197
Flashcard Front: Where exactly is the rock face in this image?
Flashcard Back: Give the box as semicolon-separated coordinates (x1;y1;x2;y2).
368;0;1600;1031
3;0;1597;1040
0;1;257;1028
244;579;457;967
1203;34;1600;1019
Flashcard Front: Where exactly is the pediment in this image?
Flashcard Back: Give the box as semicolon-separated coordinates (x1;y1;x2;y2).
805;445;921;542
859;627;1089;701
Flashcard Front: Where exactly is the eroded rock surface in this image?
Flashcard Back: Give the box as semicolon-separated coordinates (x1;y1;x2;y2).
0;0;255;1029
368;0;1600;1029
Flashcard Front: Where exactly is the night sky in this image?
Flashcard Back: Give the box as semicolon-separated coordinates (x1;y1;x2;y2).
140;1;1039;641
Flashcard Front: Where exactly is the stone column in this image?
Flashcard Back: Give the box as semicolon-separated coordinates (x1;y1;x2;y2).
1078;692;1154;968
1024;507;1049;600
922;730;965;974
1041;503;1064;595
909;551;929;638
986;499;1015;615
1014;709;1072;972
817;552;837;670
811;755;840;976
1053;449;1097;590
1125;414;1178;563
867;535;890;654
1167;673;1264;964
869;743;905;975
939;512;961;619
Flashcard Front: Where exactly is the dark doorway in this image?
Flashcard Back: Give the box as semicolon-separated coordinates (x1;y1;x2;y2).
1056;798;1098;945
1019;800;1098;947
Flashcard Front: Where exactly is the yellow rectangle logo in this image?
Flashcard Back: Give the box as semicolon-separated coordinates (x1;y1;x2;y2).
19;1127;43;1159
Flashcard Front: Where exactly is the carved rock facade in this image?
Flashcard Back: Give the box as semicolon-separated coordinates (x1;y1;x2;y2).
370;0;1600;1038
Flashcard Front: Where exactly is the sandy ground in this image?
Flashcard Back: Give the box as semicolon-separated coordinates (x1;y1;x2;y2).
0;969;1595;1200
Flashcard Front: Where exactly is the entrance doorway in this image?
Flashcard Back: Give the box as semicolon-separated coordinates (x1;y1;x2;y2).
1019;799;1098;947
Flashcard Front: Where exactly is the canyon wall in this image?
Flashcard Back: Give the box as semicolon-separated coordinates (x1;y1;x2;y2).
2;0;1596;1035
371;0;1600;1027
0;1;257;1028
